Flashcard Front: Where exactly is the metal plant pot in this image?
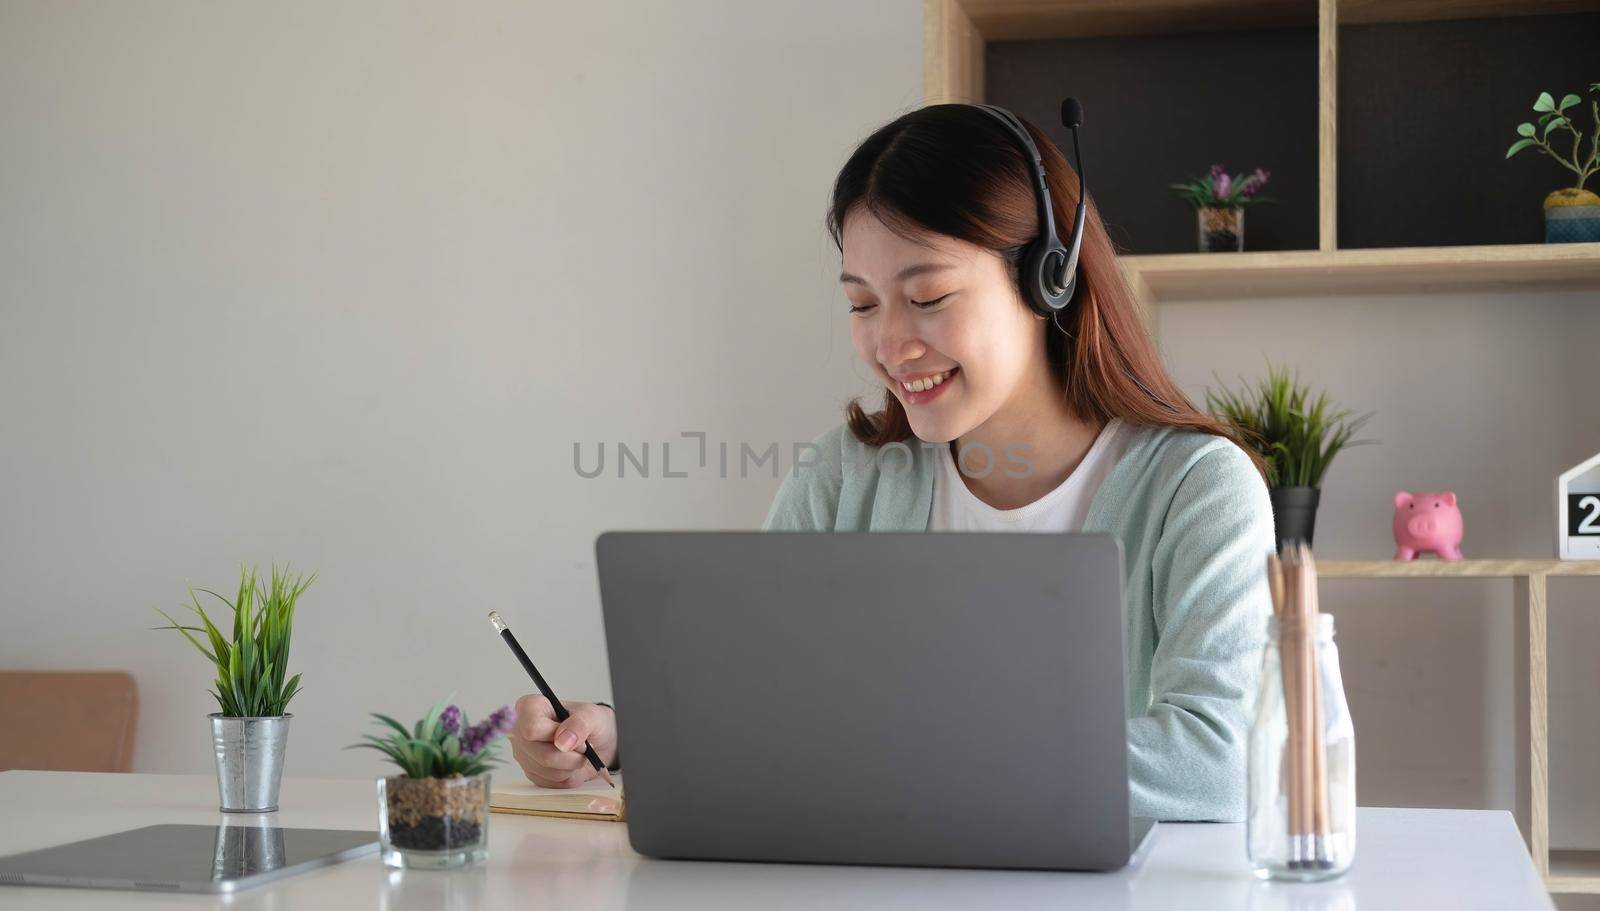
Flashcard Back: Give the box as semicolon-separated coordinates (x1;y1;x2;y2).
210;713;291;813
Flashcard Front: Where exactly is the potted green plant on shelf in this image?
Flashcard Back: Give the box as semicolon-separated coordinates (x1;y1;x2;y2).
351;700;514;869
155;565;314;813
1206;363;1375;548
1505;85;1600;244
1169;164;1277;252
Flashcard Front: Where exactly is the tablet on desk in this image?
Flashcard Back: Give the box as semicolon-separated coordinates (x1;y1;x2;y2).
0;823;377;893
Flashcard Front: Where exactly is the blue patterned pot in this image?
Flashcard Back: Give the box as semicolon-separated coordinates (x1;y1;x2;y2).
1544;189;1600;243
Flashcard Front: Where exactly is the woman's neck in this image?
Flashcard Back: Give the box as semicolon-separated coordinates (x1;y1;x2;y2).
951;368;1104;511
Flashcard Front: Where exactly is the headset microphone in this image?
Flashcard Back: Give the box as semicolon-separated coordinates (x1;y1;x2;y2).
975;98;1089;320
1061;97;1083;129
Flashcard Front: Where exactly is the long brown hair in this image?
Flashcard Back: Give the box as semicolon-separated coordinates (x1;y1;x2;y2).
827;104;1267;481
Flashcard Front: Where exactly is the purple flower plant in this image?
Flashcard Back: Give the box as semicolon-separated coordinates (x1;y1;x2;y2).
461;705;515;756
1171;164;1276;211
1212;170;1232;199
352;700;515;778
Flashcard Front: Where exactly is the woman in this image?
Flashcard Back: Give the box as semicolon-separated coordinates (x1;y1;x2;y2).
510;104;1275;822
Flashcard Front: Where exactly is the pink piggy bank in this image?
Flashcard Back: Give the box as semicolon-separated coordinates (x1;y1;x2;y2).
1393;491;1464;561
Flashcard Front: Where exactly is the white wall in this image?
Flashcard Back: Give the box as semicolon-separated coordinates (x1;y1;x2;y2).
0;0;920;778
5;0;1598;855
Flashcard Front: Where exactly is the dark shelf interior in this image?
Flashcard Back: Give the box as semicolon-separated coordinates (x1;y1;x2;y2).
1338;11;1600;250
986;26;1320;256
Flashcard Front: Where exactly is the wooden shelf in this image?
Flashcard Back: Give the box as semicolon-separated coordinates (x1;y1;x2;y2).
958;0;1315;40
1549;850;1600;893
926;0;1600;304
950;0;1600;40
1309;558;1600;893
1119;243;1600;302
1341;0;1600;26
1319;558;1600;577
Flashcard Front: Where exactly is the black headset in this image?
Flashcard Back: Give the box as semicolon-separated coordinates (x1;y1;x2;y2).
974;98;1087;320
974;99;1179;410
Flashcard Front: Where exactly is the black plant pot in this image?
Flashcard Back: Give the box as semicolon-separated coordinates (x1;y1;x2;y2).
1269;486;1321;550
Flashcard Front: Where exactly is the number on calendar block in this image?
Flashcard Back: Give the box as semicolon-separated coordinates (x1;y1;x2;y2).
1558;452;1600;559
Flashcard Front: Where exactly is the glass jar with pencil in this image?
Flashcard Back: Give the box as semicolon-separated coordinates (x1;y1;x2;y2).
1248;541;1357;881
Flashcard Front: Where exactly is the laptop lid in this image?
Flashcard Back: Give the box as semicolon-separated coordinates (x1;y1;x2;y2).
596;530;1134;871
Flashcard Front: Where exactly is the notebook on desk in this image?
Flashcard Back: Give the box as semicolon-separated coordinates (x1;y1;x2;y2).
490;773;626;822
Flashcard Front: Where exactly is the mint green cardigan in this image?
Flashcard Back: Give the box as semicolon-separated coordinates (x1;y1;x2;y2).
761;421;1276;822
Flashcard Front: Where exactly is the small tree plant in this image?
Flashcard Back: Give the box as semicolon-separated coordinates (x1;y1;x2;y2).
1506;86;1600;191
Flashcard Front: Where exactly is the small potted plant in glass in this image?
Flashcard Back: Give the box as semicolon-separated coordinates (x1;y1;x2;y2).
155;565;313;813
351;700;514;869
1505;85;1600;243
1170;164;1276;252
1206;363;1375;548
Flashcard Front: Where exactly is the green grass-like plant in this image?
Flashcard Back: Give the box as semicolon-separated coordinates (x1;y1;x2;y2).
155;565;314;717
1205;363;1376;489
349;700;513;779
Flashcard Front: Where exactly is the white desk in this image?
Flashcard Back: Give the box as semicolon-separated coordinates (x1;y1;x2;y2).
0;771;1553;910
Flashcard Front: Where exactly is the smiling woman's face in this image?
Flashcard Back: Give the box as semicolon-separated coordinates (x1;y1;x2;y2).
839;207;1042;444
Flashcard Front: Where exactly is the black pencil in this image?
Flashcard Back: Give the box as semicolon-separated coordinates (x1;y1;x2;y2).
488;610;616;789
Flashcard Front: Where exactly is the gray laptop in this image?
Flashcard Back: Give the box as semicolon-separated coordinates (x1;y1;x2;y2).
595;530;1156;872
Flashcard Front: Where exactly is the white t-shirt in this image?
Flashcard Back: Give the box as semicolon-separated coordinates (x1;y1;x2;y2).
929;418;1138;532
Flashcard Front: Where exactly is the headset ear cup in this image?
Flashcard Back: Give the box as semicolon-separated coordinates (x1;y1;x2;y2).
1024;243;1072;315
975;101;1089;320
1047;249;1072;303
1057;260;1079;306
1019;242;1048;317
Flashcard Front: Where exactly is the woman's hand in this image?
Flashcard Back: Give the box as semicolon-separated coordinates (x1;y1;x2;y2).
509;695;618;788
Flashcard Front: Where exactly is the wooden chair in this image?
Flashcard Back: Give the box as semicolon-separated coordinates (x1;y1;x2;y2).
0;671;138;772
